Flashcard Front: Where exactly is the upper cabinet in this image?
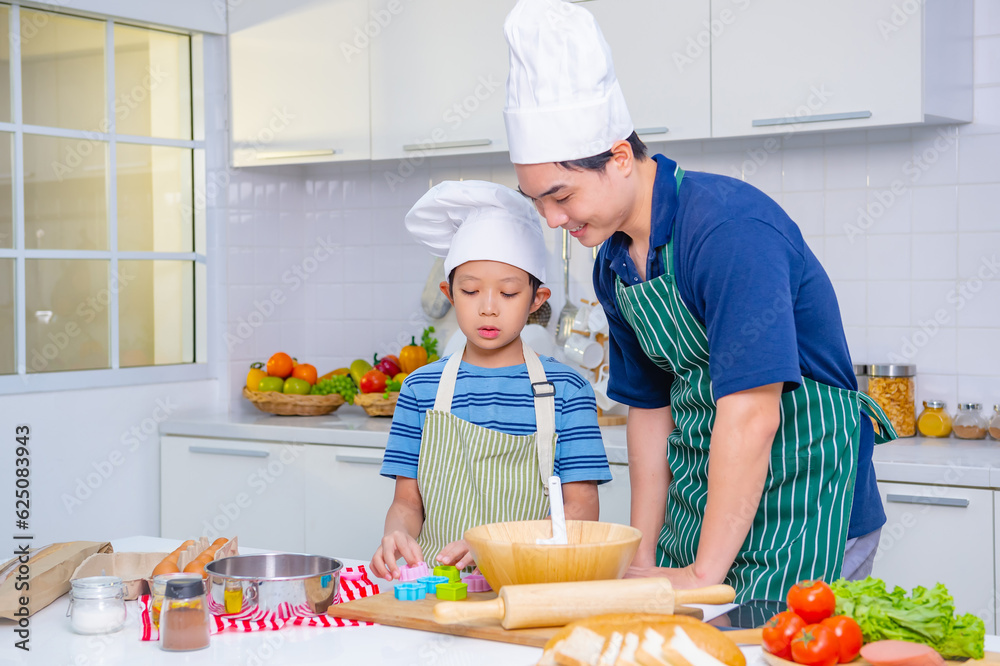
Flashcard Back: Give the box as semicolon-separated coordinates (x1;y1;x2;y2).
368;0;516;161
710;0;973;138
587;0;711;143
229;0;371;166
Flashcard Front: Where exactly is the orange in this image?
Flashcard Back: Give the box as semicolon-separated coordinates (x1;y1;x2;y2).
266;352;294;378
292;363;318;385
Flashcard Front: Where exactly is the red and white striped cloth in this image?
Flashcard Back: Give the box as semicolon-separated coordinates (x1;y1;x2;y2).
139;566;380;641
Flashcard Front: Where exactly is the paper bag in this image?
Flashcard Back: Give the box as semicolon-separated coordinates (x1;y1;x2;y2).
0;541;112;619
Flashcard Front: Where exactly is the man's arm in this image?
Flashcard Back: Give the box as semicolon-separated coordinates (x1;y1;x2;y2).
690;382;781;585
625;405;674;569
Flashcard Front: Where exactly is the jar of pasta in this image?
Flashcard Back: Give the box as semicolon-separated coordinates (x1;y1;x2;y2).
916;400;952;438
867;364;916;437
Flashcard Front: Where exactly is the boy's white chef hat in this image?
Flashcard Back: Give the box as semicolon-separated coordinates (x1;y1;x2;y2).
405;180;548;282
503;0;633;165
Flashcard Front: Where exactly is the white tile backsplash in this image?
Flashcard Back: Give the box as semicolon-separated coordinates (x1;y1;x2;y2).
222;34;1000;412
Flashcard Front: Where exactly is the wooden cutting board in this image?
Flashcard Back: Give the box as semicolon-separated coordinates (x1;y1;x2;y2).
762;648;1000;666
329;591;704;648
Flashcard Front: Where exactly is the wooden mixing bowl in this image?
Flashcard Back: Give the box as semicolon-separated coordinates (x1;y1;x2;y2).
464;520;642;590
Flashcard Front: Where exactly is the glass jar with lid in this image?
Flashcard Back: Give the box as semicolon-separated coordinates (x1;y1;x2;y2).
853;364;869;393
67;576;127;635
160;577;210;651
989;405;1000;441
953;403;988;440
867;364;916;437
917;400;952;438
151;573;201;628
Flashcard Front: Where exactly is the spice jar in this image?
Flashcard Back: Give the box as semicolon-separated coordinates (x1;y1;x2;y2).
67;576;127;635
867;364;916;437
953;403;988;440
989;406;1000;441
160;577;210;651
853;364;869;393
151;573;202;628
917;400;952;438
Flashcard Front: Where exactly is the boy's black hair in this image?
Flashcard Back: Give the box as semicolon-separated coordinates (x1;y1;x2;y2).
447;268;542;300
555;131;648;172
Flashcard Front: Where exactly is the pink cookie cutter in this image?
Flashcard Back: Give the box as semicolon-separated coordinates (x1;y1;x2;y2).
463;574;491;592
399;562;431;581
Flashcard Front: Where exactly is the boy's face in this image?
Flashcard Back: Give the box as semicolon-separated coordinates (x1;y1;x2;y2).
440;260;550;355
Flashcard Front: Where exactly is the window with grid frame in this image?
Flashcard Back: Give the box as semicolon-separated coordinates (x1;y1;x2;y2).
0;3;206;385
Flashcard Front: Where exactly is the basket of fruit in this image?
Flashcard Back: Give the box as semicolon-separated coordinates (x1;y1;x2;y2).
243;354;354;416
353;391;400;417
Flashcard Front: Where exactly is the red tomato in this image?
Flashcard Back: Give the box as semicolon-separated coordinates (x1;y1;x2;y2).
791;624;840;666
359;369;388;394
762;611;808;660
787;580;837;623
820;615;863;663
292;363;318;385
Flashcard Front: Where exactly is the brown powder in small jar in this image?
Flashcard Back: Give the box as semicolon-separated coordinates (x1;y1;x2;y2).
953;424;987;440
990;426;1000;440
161;606;210;651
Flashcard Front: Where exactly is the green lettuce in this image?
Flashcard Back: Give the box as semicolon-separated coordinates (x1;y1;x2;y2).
831;578;984;660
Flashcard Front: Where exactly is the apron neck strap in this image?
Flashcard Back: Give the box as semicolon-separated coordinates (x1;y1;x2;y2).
430;339;557;490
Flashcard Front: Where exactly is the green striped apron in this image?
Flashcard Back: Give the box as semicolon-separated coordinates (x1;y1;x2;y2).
416;339;556;566
612;166;897;601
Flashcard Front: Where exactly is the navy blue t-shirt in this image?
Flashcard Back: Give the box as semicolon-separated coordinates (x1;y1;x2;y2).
593;154;883;539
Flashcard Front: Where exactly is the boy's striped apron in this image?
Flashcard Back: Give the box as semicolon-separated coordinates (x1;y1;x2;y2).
416;339;556;566
612;166;896;601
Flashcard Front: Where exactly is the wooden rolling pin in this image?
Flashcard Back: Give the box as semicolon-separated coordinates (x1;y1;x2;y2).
434;578;735;630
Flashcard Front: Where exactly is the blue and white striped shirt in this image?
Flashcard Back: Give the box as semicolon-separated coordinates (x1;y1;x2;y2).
380;355;612;485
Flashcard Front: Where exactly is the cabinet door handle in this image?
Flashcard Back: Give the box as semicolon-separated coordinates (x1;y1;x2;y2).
403;139;492;152
189;446;269;459
635;126;669;136
885;493;969;508
335;454;382;465
752;110;872;128
254;149;339;160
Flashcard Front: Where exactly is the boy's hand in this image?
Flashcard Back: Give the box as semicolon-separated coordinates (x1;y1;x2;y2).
370;531;424;580
435;539;475;570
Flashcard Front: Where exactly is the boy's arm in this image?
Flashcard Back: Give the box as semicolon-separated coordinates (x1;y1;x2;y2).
562;480;599;520
370;477;425;580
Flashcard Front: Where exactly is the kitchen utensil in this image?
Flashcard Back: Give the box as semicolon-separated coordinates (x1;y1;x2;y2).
760;647;1000;666
563;333;603;369
329;589;704;648
462;520;641;590
555;229;578;345
536;476;568;545
572;302;592;332
588;304;609;334
434;578;736;630
204;554;343;617
421;257;452;319
527;300;552;327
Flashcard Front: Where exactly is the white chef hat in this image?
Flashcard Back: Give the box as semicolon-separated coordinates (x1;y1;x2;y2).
405;180;548;283
503;0;633;165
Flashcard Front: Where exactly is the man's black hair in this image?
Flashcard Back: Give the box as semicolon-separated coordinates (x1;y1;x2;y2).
447;268;542;300
555;131;648;172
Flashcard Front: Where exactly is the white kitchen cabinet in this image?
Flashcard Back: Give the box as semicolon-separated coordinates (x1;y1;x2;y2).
160;436;307;552
368;0;516;161
229;0;371;166
586;0;711;143
710;0;972;138
872;481;995;633
302;445;396;562
598;463;632;526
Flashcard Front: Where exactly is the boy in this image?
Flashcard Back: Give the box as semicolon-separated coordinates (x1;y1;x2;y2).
370;180;612;580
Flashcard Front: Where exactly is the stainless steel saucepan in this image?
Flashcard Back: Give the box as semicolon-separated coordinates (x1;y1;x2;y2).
205;553;343;617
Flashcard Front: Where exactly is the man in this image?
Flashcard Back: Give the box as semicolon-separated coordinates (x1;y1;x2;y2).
502;0;897;601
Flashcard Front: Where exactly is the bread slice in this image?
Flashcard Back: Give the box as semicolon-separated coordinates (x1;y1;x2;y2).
538;642;563;666
614;632;642;666
598;632;624;666
554;627;608;666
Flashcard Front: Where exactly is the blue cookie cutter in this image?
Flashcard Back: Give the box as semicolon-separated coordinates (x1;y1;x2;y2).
416;575;450;596
393;582;426;601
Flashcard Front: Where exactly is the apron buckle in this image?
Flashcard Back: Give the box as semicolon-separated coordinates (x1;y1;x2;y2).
531;381;555;398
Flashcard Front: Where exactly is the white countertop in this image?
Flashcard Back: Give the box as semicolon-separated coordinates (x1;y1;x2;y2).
162;411;1000;487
